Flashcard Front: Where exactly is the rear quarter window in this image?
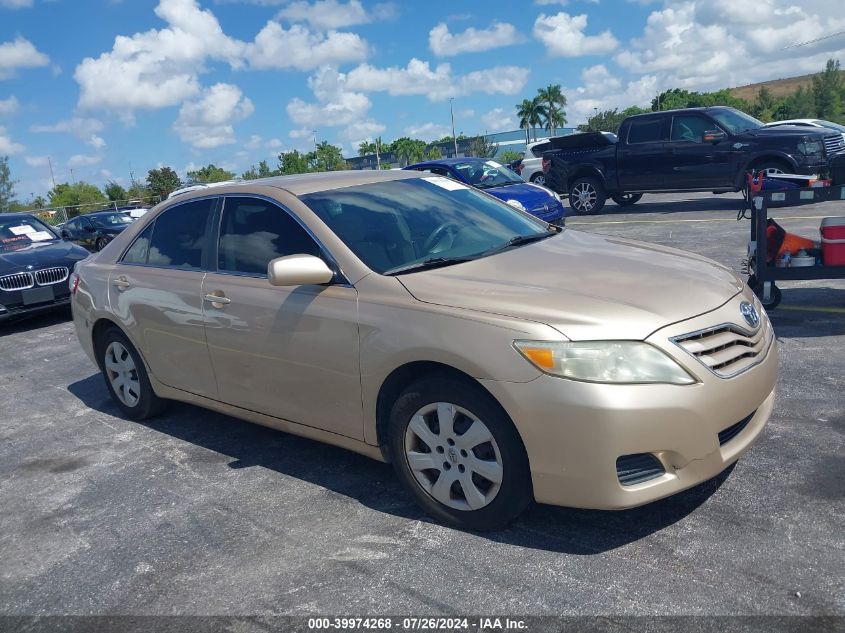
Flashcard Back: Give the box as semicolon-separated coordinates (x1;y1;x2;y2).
627;118;664;144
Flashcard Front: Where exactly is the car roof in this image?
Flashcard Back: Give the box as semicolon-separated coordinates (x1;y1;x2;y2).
172;170;424;202
0;213;39;220
764;119;817;125
407;157;492;168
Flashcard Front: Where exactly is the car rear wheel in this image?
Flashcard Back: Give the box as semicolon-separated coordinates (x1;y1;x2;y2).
99;327;166;420
568;177;606;215
530;173;546;186
388;376;532;530
611;193;643;206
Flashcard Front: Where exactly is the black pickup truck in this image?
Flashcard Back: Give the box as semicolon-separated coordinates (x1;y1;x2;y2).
542;106;845;214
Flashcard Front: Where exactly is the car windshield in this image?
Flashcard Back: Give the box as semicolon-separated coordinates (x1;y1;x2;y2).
301;177;555;275
453;160;524;189
710;108;764;134
0;216;59;252
91;213;133;227
815;120;845;133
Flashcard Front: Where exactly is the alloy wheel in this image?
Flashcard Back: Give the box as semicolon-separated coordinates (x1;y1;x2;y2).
104;341;141;407
572;182;597;213
404;402;503;511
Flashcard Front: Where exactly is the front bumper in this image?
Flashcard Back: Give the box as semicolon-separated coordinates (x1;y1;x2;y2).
0;288;71;322
479;295;779;509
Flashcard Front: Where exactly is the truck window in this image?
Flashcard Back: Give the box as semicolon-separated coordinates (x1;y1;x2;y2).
670;116;711;143
627;119;663;144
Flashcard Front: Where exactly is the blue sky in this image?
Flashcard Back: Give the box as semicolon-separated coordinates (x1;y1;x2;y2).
1;0;843;199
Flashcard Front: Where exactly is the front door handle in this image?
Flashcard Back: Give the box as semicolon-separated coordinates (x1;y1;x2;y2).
204;292;231;307
112;276;130;291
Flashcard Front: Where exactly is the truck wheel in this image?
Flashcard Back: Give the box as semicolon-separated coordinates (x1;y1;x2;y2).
753;161;790;176
569;177;606;215
611;193;643;206
530;173;546;186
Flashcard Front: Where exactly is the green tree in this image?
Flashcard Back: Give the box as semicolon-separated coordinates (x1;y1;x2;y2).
242;159;277;180
278;150;312;175
126;181;149;201
358;140;377;156
468;135;497;158
813;58;843;122
313;141;346;171
499;150;523;164
48;182;107;210
424;145;443;160
32;195;46;209
578;106;648;133
0;156;15;212
516;97;547;143
391;137;427;166
146;167;181;199
186;164;236;185
104;180;128;202
537;84;567;134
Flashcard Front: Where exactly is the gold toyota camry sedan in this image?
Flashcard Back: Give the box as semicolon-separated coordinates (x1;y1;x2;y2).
71;170;777;530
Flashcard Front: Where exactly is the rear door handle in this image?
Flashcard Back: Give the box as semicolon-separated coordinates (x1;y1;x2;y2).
112;276;130;291
204;293;231;306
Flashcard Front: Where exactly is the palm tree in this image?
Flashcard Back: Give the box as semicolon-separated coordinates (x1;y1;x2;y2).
516;97;547;143
537;84;568;136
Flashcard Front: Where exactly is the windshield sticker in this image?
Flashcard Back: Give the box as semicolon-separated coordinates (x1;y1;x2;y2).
9;225;35;236
27;231;54;242
485;161;502;168
423;176;468;191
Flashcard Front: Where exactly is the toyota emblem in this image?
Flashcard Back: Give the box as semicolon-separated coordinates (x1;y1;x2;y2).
740;301;760;328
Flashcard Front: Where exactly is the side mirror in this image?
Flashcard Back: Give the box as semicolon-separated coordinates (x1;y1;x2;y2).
268;254;334;287
703;129;727;143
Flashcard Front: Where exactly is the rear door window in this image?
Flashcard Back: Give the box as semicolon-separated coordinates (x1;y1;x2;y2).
627;118;664;144
670;116;712;143
145;198;215;269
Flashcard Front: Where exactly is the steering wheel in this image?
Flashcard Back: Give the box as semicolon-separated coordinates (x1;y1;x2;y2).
423;222;460;253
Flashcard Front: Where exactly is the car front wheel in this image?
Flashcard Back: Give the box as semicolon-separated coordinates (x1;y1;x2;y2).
388;376;532;530
568;177;606;215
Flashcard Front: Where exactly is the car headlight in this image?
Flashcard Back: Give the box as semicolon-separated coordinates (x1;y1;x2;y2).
798;139;822;156
514;340;696;385
505;199;525;211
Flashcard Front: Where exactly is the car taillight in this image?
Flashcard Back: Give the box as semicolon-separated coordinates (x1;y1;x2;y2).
70;273;80;295
542;157;550;173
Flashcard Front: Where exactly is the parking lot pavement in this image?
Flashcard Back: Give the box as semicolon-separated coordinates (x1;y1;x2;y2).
1;192;843;617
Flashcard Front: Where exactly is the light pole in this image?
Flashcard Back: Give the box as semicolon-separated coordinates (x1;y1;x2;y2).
449;98;458;157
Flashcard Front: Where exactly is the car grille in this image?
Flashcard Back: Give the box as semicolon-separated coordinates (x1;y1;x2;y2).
0;272;35;291
616;453;665;486
718;411;756;446
824;134;844;156
672;318;773;379
34;266;69;285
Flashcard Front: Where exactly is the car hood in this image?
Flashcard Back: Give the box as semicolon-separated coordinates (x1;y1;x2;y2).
397;230;743;340
485;182;555;210
0;240;89;274
740;126;830;139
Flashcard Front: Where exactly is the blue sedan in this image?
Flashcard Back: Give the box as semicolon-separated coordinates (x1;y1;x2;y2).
404;157;565;224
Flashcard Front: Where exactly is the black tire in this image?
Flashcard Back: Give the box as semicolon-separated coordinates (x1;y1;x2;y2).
530;173;546;186
752;161;790;176
611;193;643;206
96;237;108;251
98;327;166;420
568;176;606;215
387;376;532;531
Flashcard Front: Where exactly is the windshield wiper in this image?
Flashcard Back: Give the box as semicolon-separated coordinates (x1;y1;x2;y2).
482;230;558;256
383;256;475;276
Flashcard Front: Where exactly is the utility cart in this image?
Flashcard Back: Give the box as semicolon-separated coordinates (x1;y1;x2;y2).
743;182;845;309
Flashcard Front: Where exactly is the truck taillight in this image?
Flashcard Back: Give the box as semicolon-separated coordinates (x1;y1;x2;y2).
70;273;80;295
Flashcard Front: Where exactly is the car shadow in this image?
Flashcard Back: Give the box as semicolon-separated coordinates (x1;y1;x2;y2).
0;307;71;337
68;373;733;554
563;193;746;219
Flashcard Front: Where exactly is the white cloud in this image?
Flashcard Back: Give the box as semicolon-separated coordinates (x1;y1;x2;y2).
245;22;369;71
245;134;262;149
429;22;522;57
0;95;18;115
346;58;529;101
276;0;391;30
404;122;451;141
480;108;516;133
0;0;34;7
30;117;107;148
0;125;23;154
265;138;284;149
24;155;49;167
533;12;618;57
173;83;254;149
0;37;50;79
68;154;103;167
286;66;373;132
564;65;659;124
338;119;385;145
